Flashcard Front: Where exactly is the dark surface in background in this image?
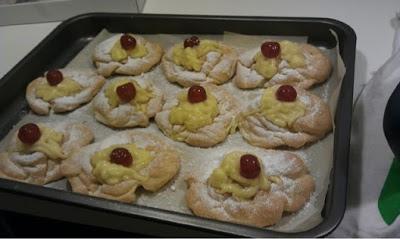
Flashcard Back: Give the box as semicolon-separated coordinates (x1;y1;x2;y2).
0;210;145;237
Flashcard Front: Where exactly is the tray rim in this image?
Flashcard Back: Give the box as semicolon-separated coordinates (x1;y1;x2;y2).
0;12;356;237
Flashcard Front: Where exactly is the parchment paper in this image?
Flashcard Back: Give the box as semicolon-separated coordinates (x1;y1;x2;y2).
0;29;345;232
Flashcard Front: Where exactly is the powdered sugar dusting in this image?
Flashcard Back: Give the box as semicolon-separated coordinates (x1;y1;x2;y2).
238;47;258;67
261;152;296;176
62;69;94;87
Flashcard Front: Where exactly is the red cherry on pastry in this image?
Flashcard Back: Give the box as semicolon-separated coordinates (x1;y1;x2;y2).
190;36;200;45
110;147;133;167
184;36;200;48
183;39;196;48
18;123;41;145
116;82;136;102
261;41;280;58
240;154;261;179
187;85;207;103
120;34;137;50
276;85;297;102
46;69;63;86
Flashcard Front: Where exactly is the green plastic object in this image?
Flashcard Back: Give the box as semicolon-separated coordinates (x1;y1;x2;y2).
378;159;400;225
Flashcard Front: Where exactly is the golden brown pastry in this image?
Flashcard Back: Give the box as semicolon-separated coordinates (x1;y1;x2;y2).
162;36;237;87
61;131;180;203
238;84;332;149
93;33;163;77
155;84;240;147
186;150;315;227
92;76;163;128
26;68;105;115
0;121;93;185
234;40;331;89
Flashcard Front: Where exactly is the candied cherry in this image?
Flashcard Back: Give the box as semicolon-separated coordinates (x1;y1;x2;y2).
276;85;297;102
120;34;137;50
46;69;63;86
184;36;200;48
110;147;133;167
187;85;207;103
18;123;41;145
189;36;200;45
261;41;280;58
116;82;136;102
240;154;261;179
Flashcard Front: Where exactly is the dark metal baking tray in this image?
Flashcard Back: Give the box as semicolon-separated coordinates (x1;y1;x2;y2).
0;13;356;237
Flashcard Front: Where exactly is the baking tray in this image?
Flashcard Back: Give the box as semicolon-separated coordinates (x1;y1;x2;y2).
0;13;356;237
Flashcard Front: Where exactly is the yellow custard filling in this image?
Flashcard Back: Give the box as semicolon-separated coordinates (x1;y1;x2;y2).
254;40;306;79
260;85;306;128
172;40;221;72
254;53;279;79
91;143;153;185
169;89;219;132
104;78;153;111
35;78;82;101
14;125;65;160
208;152;270;200
280;40;306;68
110;37;148;62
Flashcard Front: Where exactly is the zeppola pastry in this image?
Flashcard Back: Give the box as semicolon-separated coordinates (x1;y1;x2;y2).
26;68;105;115
155;84;240;147
162;36;237;87
61;131;180;203
0;122;93;185
92;76;163;128
234;40;331;89
186;150;315;227
93;33;163;77
239;84;332;149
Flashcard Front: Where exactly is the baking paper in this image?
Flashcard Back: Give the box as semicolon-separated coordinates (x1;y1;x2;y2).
0;29;345;232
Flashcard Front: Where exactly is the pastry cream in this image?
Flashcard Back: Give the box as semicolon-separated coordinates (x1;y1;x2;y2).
254;53;278;79
280;40;306;68
169;89;219;132
110;38;148;62
208;152;270;200
36;78;82;101
15;125;65;160
260;85;306;128
254;40;306;78
104;78;153;111
172;40;221;72
91;143;153;185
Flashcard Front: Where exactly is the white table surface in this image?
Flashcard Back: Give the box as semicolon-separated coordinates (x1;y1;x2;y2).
0;0;399;236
